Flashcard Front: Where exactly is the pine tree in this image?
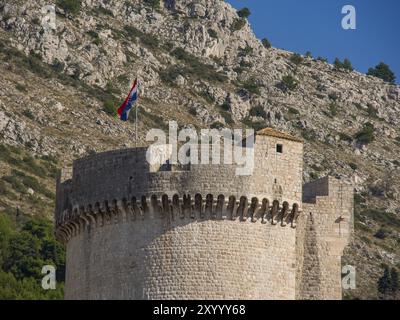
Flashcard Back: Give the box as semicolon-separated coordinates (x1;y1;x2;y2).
343;58;353;71
367;62;396;84
262;38;271;49
334;58;343;69
237;7;251;19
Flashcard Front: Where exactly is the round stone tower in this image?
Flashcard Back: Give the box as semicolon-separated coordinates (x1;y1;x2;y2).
55;129;353;300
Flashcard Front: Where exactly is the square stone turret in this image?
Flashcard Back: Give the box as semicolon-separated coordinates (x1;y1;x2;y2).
251;128;303;205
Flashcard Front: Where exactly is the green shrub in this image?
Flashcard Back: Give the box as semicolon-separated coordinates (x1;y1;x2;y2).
25;55;48;77
328;103;339;117
242;78;261;95
316;56;328;63
231;18;246;32
143;0;160;9
21;156;47;178
208;29;218;39
354;123;375;145
374;228;389;240
87;31;102;45
160;65;184;84
305;51;312;58
280;75;299;92
210;122;224;130
301;128;317;141
87;30;99;39
241;117;265;132
170;48;227;83
139;107;167;130
348;162;358;170
141;34;159;49
57;0;82;15
117;74;129;85
2;175;27;194
123;25;158;49
51;59;65;73
219;102;230;112
360;209;400;229
310;172;319;180
354;193;366;205
15;84;27;92
328;92;339;101
239;45;253;57
219;111;234;125
262;38;271;49
378;267;399;298
289;53;303;65
0;180;10;197
22;110;35;120
41;154;58;164
367;62;396;84
106;82;121;96
237;7;251;18
239;60;252;68
249;106;267;119
287;107;300;115
123;25;143;38
93;6;113;16
32;17;40;25
3;170;53;198
103;100;117;116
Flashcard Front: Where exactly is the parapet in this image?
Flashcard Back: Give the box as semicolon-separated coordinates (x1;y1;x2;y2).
55;192;301;243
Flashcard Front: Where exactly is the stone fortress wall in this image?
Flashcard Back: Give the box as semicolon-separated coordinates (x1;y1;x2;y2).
55;129;353;300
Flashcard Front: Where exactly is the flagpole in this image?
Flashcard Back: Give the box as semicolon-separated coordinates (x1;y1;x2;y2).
135;103;138;148
135;79;140;148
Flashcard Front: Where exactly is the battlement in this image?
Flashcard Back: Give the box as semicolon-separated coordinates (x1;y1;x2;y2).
56;129;304;211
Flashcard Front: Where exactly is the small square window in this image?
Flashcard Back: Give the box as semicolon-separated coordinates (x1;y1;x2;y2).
276;144;283;153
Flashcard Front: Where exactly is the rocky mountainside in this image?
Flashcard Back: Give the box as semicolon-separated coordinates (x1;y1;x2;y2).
0;0;399;299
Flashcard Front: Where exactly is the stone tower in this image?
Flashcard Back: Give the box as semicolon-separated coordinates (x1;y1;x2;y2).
55;128;353;300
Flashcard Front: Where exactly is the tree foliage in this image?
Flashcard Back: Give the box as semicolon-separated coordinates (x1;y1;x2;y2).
56;0;82;15
354;122;375;145
0;217;65;300
280;75;299;92
262;38;271;49
143;0;160;9
237;7;251;19
367;62;396;84
378;266;399;299
334;58;353;71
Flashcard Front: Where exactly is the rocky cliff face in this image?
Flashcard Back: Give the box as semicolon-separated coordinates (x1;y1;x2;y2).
0;0;399;299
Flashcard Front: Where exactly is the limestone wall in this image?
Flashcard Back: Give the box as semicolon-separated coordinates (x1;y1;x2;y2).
65;211;297;300
296;177;354;300
253;135;303;204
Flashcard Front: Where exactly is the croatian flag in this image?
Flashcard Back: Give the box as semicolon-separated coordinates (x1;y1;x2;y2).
118;79;139;121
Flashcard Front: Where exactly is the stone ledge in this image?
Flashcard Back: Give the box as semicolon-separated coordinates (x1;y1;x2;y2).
55;193;301;243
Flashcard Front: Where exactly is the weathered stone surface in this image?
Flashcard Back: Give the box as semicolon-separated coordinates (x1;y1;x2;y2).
56;130;353;300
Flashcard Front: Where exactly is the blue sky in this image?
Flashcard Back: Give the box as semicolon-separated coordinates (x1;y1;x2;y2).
227;0;399;83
